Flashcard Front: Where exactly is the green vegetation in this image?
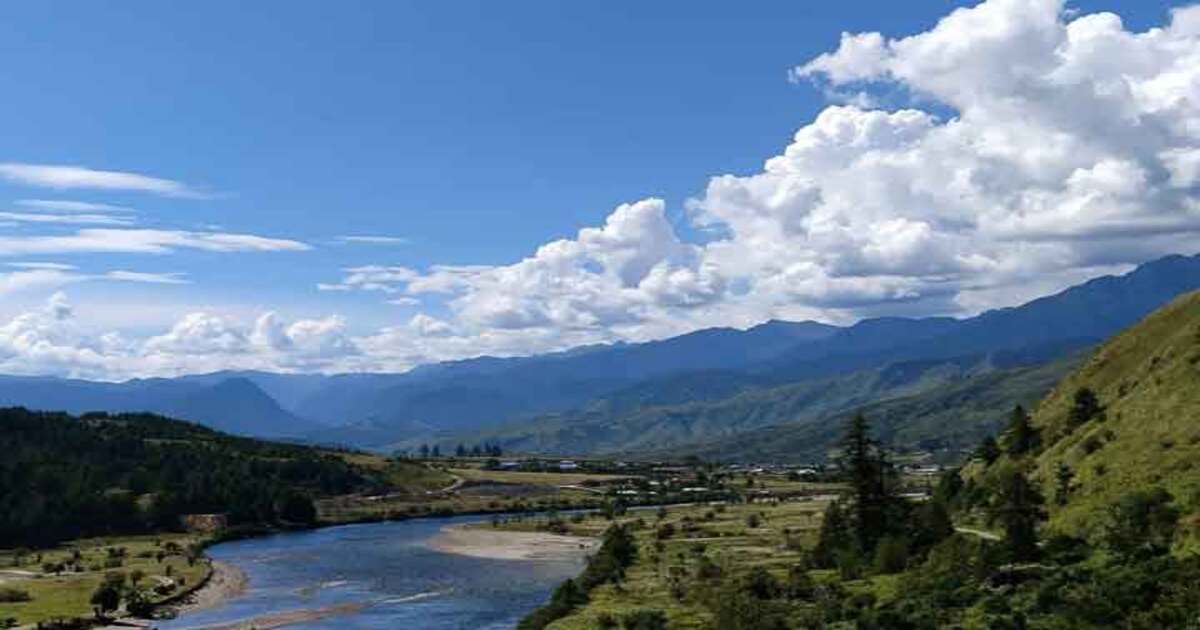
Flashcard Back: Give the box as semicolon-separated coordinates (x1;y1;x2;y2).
1014;290;1200;543
520;524;639;629
516;293;1200;627
0;408;403;548
0;534;209;626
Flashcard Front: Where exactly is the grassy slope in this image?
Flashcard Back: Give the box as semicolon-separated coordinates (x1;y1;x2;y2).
1025;290;1200;541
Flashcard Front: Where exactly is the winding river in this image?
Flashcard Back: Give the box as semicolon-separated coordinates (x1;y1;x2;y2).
159;515;586;629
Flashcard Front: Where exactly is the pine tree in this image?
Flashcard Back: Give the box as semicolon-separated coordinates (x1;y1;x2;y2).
811;501;852;568
1069;387;1104;427
836;414;893;553
991;468;1045;562
1004;405;1039;456
975;436;1001;464
1054;462;1074;507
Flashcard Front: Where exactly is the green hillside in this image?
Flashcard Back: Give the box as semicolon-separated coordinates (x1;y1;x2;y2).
0;408;449;549
1020;290;1200;542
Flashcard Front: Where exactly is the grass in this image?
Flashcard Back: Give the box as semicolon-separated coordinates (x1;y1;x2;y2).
480;481;836;629
1019;291;1200;545
0;534;208;626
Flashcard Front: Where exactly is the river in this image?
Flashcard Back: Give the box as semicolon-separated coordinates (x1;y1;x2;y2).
158;515;586;629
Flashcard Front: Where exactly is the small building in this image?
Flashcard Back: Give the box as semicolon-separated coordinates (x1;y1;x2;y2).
181;513;228;533
558;460;580;471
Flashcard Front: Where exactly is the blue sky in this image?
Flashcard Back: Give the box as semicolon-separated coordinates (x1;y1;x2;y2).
0;0;1196;377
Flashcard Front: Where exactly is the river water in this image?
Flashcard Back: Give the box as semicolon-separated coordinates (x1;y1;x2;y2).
158;515;585;629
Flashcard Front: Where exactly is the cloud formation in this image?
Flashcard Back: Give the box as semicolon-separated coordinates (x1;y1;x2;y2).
0;229;310;256
0;211;135;226
317;0;1200;358
0;293;364;378
4;0;1200;379
0;163;203;197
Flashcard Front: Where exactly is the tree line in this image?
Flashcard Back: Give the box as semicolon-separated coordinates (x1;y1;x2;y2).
0;408;388;548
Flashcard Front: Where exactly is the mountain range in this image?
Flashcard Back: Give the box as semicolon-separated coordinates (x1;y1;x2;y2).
3;253;1199;459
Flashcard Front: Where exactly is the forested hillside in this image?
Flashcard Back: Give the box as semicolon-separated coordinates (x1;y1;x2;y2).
0;409;420;548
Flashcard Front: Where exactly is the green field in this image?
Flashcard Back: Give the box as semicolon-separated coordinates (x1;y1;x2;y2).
0;534;209;626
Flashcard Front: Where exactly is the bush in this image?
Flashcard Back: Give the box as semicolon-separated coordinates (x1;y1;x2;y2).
1102;488;1180;559
0;587;31;603
874;535;909;574
621;609;667;630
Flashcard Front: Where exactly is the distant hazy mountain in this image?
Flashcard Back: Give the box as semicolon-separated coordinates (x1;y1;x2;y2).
449;253;1200;458
297;319;837;437
2;253;1198;450
0;374;315;438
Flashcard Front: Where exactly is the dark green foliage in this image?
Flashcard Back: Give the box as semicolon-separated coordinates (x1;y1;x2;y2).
975;435;1001;464
89;573;124;618
990;468;1046;562
873;534;909;574
1101;487;1180;559
912;497;954;550
276;490;318;525
1054;461;1074;506
620;609;667;630
0;588;30;603
1069;387;1105;428
0;408;382;548
811;500;852;568
520;524;638;629
786;564;815;600
836;414;895;553
1003;404;1040;456
713;567;790;630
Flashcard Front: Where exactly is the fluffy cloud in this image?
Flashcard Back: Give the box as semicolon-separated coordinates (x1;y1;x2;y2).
0;293;366;379
6;0;1200;378
318;0;1200;362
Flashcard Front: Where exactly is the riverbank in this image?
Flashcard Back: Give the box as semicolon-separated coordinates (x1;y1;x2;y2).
165;560;248;616
427;523;598;561
180;602;366;630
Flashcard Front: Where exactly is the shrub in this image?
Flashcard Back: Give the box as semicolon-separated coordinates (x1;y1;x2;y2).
874;535;910;574
621;609;667;630
0;587;31;603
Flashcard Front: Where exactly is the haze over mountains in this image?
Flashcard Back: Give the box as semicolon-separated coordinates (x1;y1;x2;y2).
3;253;1199;458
